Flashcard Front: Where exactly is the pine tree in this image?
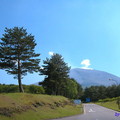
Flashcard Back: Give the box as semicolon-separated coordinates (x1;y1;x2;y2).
40;53;70;95
0;27;40;92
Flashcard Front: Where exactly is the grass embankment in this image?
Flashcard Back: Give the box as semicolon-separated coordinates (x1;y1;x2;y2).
96;98;120;112
0;93;83;120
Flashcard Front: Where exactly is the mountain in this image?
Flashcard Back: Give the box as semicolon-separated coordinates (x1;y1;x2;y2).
33;68;120;87
69;68;120;87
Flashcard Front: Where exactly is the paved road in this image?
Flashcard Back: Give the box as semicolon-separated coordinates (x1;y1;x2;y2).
51;104;120;120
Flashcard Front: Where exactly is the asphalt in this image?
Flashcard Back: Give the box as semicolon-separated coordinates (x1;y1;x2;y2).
51;104;120;120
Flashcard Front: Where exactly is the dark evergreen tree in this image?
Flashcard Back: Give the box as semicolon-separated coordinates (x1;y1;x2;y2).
116;85;120;97
0;27;40;92
106;85;118;98
98;86;107;99
84;86;100;101
40;53;70;95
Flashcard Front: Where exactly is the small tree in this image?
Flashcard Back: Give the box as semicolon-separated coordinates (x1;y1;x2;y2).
0;27;40;92
71;78;83;99
40;53;70;95
63;78;78;99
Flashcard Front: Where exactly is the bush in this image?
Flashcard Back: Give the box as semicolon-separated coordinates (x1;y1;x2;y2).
28;85;45;94
0;84;45;94
0;84;19;93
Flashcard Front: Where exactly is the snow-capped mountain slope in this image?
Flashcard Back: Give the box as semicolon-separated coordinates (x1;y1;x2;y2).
69;68;120;87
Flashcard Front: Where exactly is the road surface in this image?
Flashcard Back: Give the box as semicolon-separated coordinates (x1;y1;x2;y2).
51;104;120;120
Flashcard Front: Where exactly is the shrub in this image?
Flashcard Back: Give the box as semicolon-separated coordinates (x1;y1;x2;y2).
0;84;19;93
0;84;45;94
28;85;45;94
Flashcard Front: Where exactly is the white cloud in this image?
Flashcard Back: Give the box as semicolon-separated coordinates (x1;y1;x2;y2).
40;66;44;70
81;59;90;67
81;59;93;70
48;51;54;56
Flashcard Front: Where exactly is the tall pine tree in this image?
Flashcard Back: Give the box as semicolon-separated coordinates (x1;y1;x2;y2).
40;53;70;95
0;27;40;92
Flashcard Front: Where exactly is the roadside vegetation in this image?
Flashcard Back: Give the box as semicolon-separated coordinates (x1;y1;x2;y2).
0;93;83;120
82;85;120;111
95;97;120;112
0;84;45;94
82;85;120;102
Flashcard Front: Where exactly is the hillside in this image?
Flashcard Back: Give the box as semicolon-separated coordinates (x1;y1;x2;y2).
0;93;83;120
96;97;120;112
34;68;120;87
69;68;120;87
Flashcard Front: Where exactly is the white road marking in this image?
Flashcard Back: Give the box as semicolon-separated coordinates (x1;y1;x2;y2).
84;105;86;114
88;108;95;112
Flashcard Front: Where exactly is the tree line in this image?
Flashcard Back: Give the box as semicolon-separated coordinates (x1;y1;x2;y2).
82;85;120;102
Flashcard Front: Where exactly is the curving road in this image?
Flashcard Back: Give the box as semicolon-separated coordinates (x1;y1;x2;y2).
51;104;120;120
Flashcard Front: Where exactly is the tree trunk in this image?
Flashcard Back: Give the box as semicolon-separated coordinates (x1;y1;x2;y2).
18;60;24;93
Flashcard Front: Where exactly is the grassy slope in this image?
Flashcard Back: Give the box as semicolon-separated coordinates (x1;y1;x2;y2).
96;100;120;112
0;93;83;120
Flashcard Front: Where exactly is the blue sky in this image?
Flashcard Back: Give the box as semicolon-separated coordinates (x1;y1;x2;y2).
0;0;120;85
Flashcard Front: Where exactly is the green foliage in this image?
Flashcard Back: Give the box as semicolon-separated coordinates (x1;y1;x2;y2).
40;53;70;95
106;85;119;98
63;78;83;99
62;78;78;99
28;85;45;94
98;98;113;102
82;85;120;102
0;84;19;93
83;85;107;101
39;53;83;99
0;27;40;92
73;79;83;98
97;96;120;111
0;84;45;94
96;100;120;112
84;86;99;101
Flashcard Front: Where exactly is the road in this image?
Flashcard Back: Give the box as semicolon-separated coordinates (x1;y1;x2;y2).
51;104;120;120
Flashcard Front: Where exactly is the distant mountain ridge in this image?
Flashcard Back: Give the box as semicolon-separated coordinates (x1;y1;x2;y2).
69;68;120;87
33;68;120;87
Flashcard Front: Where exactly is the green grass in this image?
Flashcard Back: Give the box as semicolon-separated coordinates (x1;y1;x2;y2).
96;100;120;112
0;93;83;120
